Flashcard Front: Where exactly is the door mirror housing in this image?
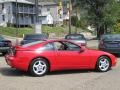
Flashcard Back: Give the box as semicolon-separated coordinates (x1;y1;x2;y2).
79;47;85;53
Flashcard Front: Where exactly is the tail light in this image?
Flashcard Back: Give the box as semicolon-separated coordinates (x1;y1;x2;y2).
8;47;16;56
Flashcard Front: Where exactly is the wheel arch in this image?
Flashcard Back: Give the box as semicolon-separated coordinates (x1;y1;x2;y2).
95;55;112;68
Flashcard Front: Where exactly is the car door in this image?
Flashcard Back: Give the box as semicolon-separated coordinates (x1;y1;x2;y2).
53;41;91;70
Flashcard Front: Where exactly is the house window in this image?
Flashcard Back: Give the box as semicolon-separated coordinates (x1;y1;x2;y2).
2;4;4;10
47;8;50;11
8;6;11;14
2;15;5;21
39;9;41;14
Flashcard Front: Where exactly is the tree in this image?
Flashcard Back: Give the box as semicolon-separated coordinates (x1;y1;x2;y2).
74;0;120;38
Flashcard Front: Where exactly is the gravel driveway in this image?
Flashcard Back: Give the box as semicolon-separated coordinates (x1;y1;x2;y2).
0;55;120;90
0;39;120;90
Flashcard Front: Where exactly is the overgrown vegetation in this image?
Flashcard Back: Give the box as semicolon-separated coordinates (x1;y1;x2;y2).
72;0;120;38
0;26;85;37
113;23;120;34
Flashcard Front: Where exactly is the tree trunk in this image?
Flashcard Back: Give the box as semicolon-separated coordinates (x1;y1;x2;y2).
96;25;105;39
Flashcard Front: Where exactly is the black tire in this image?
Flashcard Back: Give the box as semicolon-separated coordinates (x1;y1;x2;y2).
29;58;49;77
2;52;7;56
96;56;111;72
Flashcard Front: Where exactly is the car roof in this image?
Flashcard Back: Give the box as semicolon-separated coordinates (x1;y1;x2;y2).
44;39;70;42
25;34;48;36
65;34;84;36
25;33;46;35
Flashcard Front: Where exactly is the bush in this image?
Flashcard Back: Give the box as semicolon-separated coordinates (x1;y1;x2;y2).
71;16;79;27
113;23;120;34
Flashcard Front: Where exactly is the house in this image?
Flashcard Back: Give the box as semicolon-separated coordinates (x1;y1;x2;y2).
39;2;60;25
0;0;35;27
0;0;63;27
39;12;53;25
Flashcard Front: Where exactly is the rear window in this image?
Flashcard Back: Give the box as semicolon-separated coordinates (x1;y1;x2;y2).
24;34;48;40
101;34;120;41
22;41;45;47
65;34;85;40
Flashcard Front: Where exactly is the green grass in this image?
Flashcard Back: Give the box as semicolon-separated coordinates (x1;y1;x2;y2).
0;27;33;37
0;26;88;38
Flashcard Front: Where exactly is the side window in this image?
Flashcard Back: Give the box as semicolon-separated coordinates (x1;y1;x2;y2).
2;15;5;21
54;42;64;50
53;41;81;51
2;3;4;10
42;43;54;51
64;42;81;51
47;8;50;11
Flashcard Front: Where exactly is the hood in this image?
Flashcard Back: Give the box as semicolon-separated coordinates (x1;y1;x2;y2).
87;48;113;56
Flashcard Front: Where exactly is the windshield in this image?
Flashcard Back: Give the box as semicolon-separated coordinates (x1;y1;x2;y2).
65;34;85;40
102;34;120;41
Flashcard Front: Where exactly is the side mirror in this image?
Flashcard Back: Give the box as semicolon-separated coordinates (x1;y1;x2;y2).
79;47;85;53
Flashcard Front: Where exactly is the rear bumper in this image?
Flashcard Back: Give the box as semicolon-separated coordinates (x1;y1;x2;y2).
5;55;18;68
5;55;28;71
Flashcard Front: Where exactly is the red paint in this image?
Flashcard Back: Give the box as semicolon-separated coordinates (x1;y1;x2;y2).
5;40;117;72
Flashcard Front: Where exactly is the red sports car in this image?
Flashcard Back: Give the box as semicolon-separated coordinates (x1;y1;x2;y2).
5;40;117;76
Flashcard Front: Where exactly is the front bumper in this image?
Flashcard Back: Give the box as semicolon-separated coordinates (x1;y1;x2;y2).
112;57;117;67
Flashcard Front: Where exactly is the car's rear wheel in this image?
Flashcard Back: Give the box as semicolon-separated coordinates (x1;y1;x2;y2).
96;56;111;72
29;58;49;77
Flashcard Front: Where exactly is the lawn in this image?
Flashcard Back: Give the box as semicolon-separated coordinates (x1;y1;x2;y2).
0;26;88;38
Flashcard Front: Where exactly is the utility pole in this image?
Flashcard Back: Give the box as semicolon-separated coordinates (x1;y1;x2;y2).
75;5;78;34
35;0;39;24
15;0;19;45
69;0;72;34
35;0;42;34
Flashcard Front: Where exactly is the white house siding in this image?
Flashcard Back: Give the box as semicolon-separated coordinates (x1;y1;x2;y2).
12;14;34;26
0;2;13;27
47;14;53;24
49;5;59;24
12;2;35;26
40;5;60;25
0;1;63;27
39;13;53;24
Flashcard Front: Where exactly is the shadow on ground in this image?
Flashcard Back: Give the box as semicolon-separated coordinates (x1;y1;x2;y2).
47;70;94;76
0;67;95;77
0;67;29;77
113;54;120;58
0;54;4;57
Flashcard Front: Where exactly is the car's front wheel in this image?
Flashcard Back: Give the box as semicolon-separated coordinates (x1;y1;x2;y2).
29;58;49;77
96;56;111;72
